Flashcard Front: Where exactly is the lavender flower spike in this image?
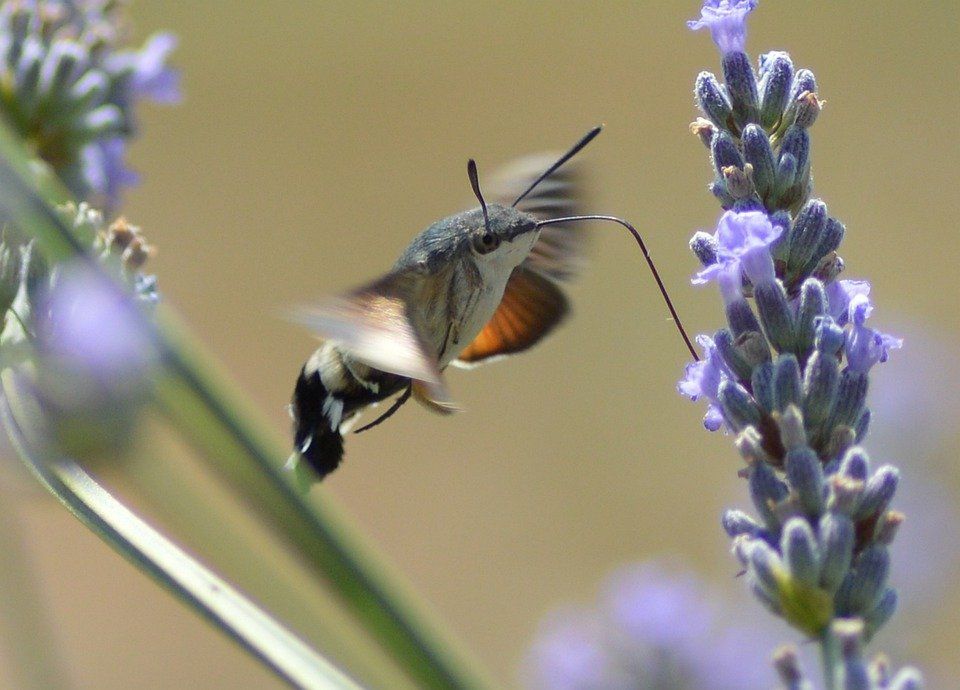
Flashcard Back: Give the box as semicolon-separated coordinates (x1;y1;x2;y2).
687;0;758;55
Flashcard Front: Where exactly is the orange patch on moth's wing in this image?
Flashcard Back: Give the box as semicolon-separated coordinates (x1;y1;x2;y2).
456;268;569;365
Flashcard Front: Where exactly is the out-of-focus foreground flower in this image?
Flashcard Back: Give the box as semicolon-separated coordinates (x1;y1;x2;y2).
0;0;179;207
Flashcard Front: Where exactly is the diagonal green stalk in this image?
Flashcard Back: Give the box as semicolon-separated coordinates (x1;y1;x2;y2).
819;627;839;690
0;375;363;690
0;122;492;689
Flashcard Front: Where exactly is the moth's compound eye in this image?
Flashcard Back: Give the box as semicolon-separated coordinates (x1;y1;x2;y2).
473;229;501;255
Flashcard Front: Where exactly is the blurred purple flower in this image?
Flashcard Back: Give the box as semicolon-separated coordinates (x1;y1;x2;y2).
687;0;758;55
677;335;730;431
107;33;181;104
692;211;781;287
825;279;871;326
522;562;779;690
81;138;141;204
37;262;156;386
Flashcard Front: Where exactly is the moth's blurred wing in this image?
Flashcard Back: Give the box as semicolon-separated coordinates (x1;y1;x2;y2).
487;153;590;282
291;275;451;404
453;268;569;367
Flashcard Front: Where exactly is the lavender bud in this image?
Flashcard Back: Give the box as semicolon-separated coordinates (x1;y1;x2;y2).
718;379;762;431
777;404;807;451
839;447;870;482
715;328;754;383
785;447;825;516
69;69;109;112
842;657;872;690
874;510;904;545
38;40;84;98
773;354;802;411
796;279;827;358
749;460;789;530
772;645;812;690
710;178;736;208
754;281;795;352
689;230;719;266
854;466;899;522
888;668;925;690
747;539;784;603
738;330;773;368
776;126;811;208
726;297;763;337
722;164;755;200
829;371;869;429
782;518;820;586
750;360;775;412
802;350;839;432
854;409;870;443
722;51;760;127
818;513;854;594
801;217;845;278
814;316;845;356
742;124;776;200
722;509;762;538
836;545;890;615
712;130;745;175
786;200;828;279
782;68;818;128
774;153;798;202
696;71;733;129
736;426;775;466
758;51;793;128
814;253;845;283
825;426;857;465
793;91;823;129
864;588;897;640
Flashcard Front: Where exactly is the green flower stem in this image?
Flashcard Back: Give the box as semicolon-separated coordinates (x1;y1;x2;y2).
819;627;839;690
0;376;363;690
0;122;493;690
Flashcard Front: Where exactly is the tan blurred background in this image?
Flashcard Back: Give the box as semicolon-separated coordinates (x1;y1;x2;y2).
1;2;957;688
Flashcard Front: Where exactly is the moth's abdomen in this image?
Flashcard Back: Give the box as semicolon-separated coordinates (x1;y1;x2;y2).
291;344;407;479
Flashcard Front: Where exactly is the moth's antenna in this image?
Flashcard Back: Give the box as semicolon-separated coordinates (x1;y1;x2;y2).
467;159;491;233
536;214;699;361
512;125;603;208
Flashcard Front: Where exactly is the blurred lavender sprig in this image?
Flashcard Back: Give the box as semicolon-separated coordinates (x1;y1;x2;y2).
0;0;178;208
680;2;923;688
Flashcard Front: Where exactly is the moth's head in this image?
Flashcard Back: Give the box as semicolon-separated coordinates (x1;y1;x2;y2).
461;203;539;263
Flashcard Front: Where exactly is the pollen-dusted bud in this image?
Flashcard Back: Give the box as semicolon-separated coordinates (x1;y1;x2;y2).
754;280;795;352
773;354;802;411
772;645;809;690
827;475;864;516
781;518;820;587
122;236;152;270
782;68;818;128
107;216;136;250
695;70;733;129
721;164;754;200
689;230;719;267
721;51;760;128
818;513;854;594
874;510;904;545
794;91;823;129
690;117;717;149
742;124;776;201
758;51;793;129
785;446;825;516
722;509;763;538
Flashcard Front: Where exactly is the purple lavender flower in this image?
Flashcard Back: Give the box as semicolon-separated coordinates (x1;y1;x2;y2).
687;0;758;55
108;33;181;104
825;278;871;325
521;562;778;690
677;334;729;431
37;263;156;385
32;261;157;458
81;138;141;204
844;294;903;373
692;210;781;287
